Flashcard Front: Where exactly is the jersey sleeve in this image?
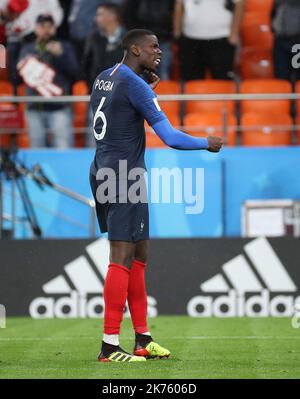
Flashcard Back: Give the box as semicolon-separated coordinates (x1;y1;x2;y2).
127;76;167;126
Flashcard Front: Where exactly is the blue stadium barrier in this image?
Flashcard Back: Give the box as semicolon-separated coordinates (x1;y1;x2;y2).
2;147;300;238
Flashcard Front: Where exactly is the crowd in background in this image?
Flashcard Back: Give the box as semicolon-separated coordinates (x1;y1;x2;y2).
1;0;300;148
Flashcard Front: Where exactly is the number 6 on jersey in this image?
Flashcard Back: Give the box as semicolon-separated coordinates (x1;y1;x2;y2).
93;97;107;140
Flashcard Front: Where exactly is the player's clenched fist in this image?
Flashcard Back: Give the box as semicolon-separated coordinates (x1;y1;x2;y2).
207;136;223;152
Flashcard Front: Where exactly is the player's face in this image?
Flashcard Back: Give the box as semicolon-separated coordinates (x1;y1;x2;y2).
139;35;162;73
35;22;56;42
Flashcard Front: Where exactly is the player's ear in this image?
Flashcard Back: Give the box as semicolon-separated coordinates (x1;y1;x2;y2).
131;44;141;57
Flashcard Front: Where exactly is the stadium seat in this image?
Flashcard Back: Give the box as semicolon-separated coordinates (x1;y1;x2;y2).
241;113;292;146
72;80;89;147
244;0;274;15
294;83;300;144
16;84;30;147
184;80;236;114
241;13;273;49
0;47;8;80
155;80;181;120
0;81;15;147
240;79;292;114
184;112;237;146
296;117;300;145
294;81;300;117
240;48;274;79
0;80;13;97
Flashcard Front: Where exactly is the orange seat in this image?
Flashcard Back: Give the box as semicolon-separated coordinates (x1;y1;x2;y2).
155;80;180;120
241;13;273;49
72;80;89;147
16;83;30;147
184;112;237;146
296;116;300;145
240;48;274;79
240;79;292;114
294;81;300;143
184;80;236;114
294;81;300;116
0;47;8;80
0;80;13;96
0;81;15;147
241;113;292;146
244;0;274;14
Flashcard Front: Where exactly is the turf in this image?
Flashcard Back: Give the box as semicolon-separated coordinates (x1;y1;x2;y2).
0;316;299;379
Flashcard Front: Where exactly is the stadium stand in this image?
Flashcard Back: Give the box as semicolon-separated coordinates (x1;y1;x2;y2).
244;0;274;15
295;81;300;145
184;112;237;146
72;80;89;148
240;48;274;79
15;83;29;148
241;13;273;49
241;113;292;146
184;80;236;114
240;79;292;114
154;80;181;121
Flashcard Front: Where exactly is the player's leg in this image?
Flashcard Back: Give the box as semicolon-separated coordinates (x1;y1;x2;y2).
89;172;145;362
99;240;146;362
128;240;149;335
129;240;170;359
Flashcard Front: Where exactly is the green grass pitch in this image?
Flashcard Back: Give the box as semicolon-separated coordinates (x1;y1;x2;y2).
0;316;299;379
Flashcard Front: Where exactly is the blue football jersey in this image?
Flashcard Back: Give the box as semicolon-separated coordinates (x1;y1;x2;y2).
90;63;167;175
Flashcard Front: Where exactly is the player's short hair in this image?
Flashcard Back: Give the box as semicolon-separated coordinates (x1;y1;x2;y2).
122;29;155;51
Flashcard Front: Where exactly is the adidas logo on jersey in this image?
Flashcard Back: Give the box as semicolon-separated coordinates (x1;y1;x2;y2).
29;238;157;319
187;237;300;317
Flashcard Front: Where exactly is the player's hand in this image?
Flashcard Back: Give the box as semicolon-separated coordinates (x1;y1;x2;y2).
207;136;223;152
144;70;160;90
46;41;64;56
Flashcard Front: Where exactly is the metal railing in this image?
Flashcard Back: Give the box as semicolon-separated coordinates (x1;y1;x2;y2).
1;92;300;136
1;93;300;102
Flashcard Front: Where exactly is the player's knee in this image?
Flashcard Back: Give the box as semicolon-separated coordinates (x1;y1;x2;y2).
110;254;133;269
134;240;148;264
110;243;135;269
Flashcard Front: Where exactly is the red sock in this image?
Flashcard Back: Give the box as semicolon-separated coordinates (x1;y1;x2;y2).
128;259;149;334
103;263;130;335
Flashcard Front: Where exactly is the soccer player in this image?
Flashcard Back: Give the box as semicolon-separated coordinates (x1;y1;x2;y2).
89;29;223;363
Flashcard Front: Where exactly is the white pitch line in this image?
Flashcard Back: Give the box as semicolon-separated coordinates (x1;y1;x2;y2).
0;336;300;341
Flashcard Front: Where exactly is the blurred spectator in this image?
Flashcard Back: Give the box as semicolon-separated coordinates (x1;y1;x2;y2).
5;0;64;88
56;0;72;40
68;0;124;61
272;0;300;82
173;0;244;81
122;0;175;80
82;3;125;91
18;14;79;148
0;0;29;44
83;3;125;147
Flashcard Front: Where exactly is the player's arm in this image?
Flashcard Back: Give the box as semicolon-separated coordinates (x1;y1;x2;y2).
152;118;223;152
128;77;223;152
